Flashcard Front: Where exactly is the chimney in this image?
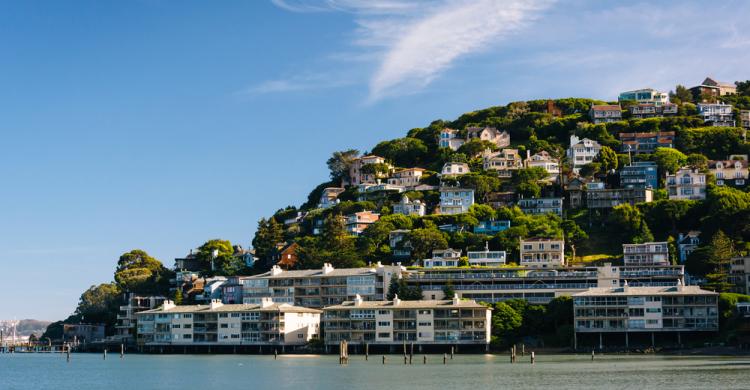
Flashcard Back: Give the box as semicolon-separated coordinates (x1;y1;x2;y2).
209;299;223;310
322;263;334;274
162;300;176;311
376;261;383;268
270;265;283;276
393;294;401;306
452;294;460;305
260;297;274;308
354;294;363;306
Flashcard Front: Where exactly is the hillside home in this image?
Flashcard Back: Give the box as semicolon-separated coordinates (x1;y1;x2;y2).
387;168;425;188
623;242;670;266
345;211;380;235
484;191;516;209
348;155;391;186
525;150;560;181
690;77;737;99
618;88;669;106
620;162;658;189
423;248;462;268
439;128;465;150
466;126;510;148
389;229;412;260
708;155;748;187
585;181;653;209
520;238;565;268
482;148;522;178
677;231;700;264
730;257;750;295
518;197;563;216
567;135;602;174
630;103;678;119
741;110;750;129
566;177;587;209
467;245;507;267
439;187;474;215
589;104;623;124
392;195;426;217
666;168;706;200
440;162;470;178
473;220;511;235
697;103;735;127
319;187;345;209
619;131;675;154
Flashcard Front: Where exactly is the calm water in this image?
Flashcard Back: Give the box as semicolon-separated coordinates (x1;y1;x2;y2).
2;352;749;389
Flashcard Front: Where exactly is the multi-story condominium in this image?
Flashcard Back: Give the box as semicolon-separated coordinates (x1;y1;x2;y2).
567;135;602;173
589;104;623;124
524;150;560;181
520;238;565;268
623;242;670;266
708;155;748;187
619;131;675;154
466;126;510;148
620;162;658;189
318;187;345;209
697;103;735;127
423;248;462;268
322;295;491;347
440;162;470;177
741;110;750;129
518;197;563;216
345;211;379;236
618;88;669;106
114;294;166;344
730;256;750;295
439;128;465;150
239;263;404;308
573;284;718;348
629;103;678;119
439;187;474;215
466;245;506;267
406;263;685;303
136;299;321;347
473;219;511;234
348;155;391;186
389;229;412;260
64;324;105;343
666;167;706;200
387;168;425;188
585;182;653;209
392;195;426;217
677;231;700;264
482;148;522;178
690;77;737;99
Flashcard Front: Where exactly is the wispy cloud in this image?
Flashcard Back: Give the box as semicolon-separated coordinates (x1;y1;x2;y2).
239;72;355;95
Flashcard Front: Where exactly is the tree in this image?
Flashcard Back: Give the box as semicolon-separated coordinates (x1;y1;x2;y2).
704;230;735;292
670;85;693;104
252;218;283;267
595;145;618;173
608;204;654;244
196;239;234;274
491;302;522;347
737;80;750;97
562;219;588;260
686;153;708;170
326;149;359;183
174;288;183;305
442;280;456;299
408;228;448;262
76;283;122;332
387;277;423;300
457;139;497;158
653;147;687;175
371;137;428;167
114;250;172;295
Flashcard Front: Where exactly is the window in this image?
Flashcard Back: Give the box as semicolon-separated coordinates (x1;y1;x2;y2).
298;334;304;339
231;313;241;318
184;324;192;329
378;332;390;338
378;321;391;327
172;324;181;329
183;314;192;319
418;322;432;327
219;313;228;318
418;310;432;315
220;324;228;329
183;334;192;339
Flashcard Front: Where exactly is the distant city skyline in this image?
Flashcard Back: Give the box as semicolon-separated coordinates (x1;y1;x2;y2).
1;0;749;320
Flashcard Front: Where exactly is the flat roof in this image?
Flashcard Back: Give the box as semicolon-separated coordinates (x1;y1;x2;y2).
324;299;489;310
573;286;717;297
138;303;322;314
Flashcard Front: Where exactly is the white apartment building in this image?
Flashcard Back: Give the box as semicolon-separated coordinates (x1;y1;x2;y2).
697;103;735;127
439;187;474;215
466;245;506;267
440;162;470;177
439;128;465;150
423;248;462;268
392;195;426;216
466;126;510;148
666;167;706;200
322;295;491;346
567;135;603;174
623;242;670;266
136;298;322;346
482;148;522;178
520;238;565;268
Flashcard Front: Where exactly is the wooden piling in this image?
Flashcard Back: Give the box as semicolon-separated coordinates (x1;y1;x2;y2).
274;349;278;360
423;355;427;364
66;348;70;363
120;344;124;359
591;350;595;361
450;346;454;359
365;343;369;361
382;355;386;364
443;353;447;364
521;344;525;357
531;351;535;365
103;349;107;360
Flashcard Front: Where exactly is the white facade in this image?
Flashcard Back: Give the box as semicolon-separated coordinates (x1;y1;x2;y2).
567;135;602;173
518;197;563;216
482;148;522;178
439;188;475;215
440;162;470;177
697;103;735;127
623;242;670;266
392;195;426;217
423;248;462;268
666;167;706;200
466;126;510;148
520;238;565;268
525;150;560;181
709;156;748;187
387;168;425;188
439;128;465;150
466;247;507;267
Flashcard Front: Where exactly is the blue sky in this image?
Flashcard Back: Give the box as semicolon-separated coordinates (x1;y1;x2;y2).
1;0;749;320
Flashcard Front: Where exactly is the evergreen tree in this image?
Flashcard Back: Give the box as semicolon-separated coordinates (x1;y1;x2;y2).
442;280;456;299
704;230;735;292
174;288;183;305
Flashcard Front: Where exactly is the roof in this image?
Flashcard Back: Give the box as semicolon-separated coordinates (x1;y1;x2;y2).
573;285;717;297
591;104;622;111
252;267;381;279
521;237;563;242
708;159;749;169
139;303;322;314
323;299;490;311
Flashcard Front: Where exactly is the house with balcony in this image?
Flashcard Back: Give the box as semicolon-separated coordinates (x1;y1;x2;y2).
677;231;700;264
136;298;322;348
518;197;563;216
439;187;474;215
319;187;345;209
620;162;658;189
697;103;735;127
348;155;392;186
623;242;670;266
629;103;678;119
439;128;465;150
730;256;750;295
467;245;507;267
322;295;491;348
585;181;653;209
573;284;718;349
567;135;602;174
466;126;510;148
473;219;511;234
741;110;750;129
619;131;675;154
423;248;462;268
524;150;560;181
440;162;470;178
392;195;426;217
345;211;380;235
387;168;425;188
389;229;412;261
520;238;565;268
115;294;166;344
589;104;623;124
666;168;706;200
618;88;669;106
690;77;737;100
708;155;748;187
482;148;522;178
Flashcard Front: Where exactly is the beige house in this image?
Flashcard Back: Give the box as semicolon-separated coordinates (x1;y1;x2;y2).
387;168;425;188
346;210;380;235
348;155;391;186
666;167;706;200
440;162;470;178
466;126;510;148
520;238;565;268
524;150;560;181
482;148;522;178
623;242;670;266
319;187;345;209
708;155;748;187
741;110;750;129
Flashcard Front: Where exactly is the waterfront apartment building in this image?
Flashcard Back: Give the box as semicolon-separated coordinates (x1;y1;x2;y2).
423;248;462;268
573;284;718;348
623;242;670;266
237;263;404;308
439;187;475;215
520;238;565;268
482;148;522;178
708;155;748;187
405;263;685;304
115;294;166;344
439;128;465;150
585;182;653;209
136;299;321;347
322;295;491;347
518;197;563;216
589;105;623;124
620;162;658;189
392;195;426;217
697;103;735;127
619;131;675;154
666;168;706;200
618;88;669;106
567;135;603;173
